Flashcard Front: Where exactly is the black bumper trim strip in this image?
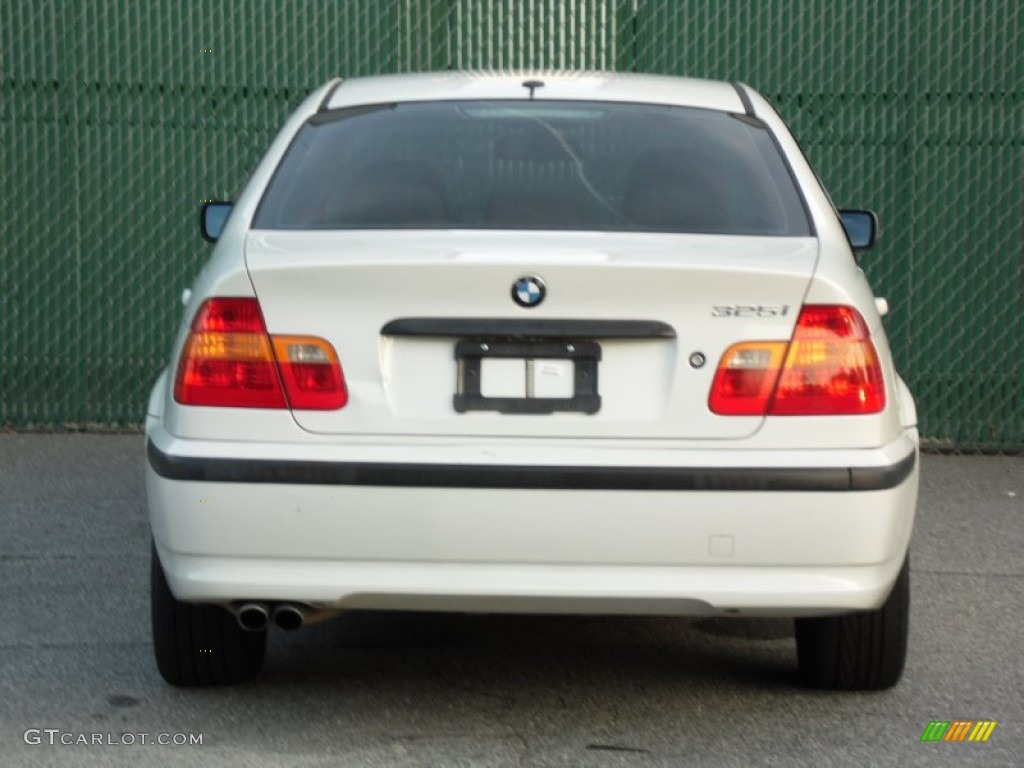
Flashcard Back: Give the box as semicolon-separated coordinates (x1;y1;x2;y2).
147;440;916;493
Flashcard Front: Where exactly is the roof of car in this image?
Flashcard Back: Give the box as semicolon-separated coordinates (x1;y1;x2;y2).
324;71;746;113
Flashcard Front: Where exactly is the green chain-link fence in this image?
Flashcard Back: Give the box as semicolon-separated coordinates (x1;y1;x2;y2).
2;0;1022;449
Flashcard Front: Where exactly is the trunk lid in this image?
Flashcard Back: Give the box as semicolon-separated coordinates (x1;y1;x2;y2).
245;230;817;440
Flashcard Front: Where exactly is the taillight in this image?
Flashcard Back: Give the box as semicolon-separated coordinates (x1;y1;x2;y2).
708;341;788;415
709;305;885;416
174;298;346;410
174;298;286;408
272;336;348;410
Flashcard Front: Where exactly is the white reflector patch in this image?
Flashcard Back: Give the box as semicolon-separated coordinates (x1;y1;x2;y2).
728;348;774;368
287;344;331;363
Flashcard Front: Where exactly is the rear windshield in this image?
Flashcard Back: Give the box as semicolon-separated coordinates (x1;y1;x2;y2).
254;100;811;236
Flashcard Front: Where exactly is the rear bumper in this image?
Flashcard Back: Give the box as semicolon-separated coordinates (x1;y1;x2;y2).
146;427;918;616
151;548;910;617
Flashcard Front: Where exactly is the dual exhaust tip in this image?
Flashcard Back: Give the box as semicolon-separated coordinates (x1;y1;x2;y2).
236;603;304;632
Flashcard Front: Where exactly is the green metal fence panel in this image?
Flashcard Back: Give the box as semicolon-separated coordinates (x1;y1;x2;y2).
1;0;1021;449
447;0;622;70
1;0;448;428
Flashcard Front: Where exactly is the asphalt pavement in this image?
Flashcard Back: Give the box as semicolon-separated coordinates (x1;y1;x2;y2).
0;434;1021;767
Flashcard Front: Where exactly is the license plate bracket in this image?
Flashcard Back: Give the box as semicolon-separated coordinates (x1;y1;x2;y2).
454;340;601;414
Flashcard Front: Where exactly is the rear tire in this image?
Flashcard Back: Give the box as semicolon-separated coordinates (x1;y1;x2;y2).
795;555;909;690
151;542;266;686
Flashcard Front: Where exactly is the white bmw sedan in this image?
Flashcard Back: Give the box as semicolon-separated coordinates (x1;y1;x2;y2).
146;71;918;689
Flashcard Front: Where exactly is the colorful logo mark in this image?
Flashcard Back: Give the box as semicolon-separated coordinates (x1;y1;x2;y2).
920;720;997;742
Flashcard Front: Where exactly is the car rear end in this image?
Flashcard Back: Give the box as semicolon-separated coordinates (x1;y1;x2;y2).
146;72;918;688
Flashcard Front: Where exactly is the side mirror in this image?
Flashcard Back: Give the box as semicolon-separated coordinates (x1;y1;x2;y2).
200;201;233;242
838;209;878;251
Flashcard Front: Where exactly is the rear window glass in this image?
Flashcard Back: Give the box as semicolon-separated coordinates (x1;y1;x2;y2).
254;100;811;236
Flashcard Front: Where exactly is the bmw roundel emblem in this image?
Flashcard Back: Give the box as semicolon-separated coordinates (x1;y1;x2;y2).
511;275;546;308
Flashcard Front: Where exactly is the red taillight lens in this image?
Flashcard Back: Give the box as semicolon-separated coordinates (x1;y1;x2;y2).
770;305;885;415
709;305;885;416
174;299;286;408
190;297;267;334
174;298;347;410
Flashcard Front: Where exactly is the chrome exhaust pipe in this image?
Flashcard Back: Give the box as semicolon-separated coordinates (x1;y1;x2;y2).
236;603;270;632
272;604;305;631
